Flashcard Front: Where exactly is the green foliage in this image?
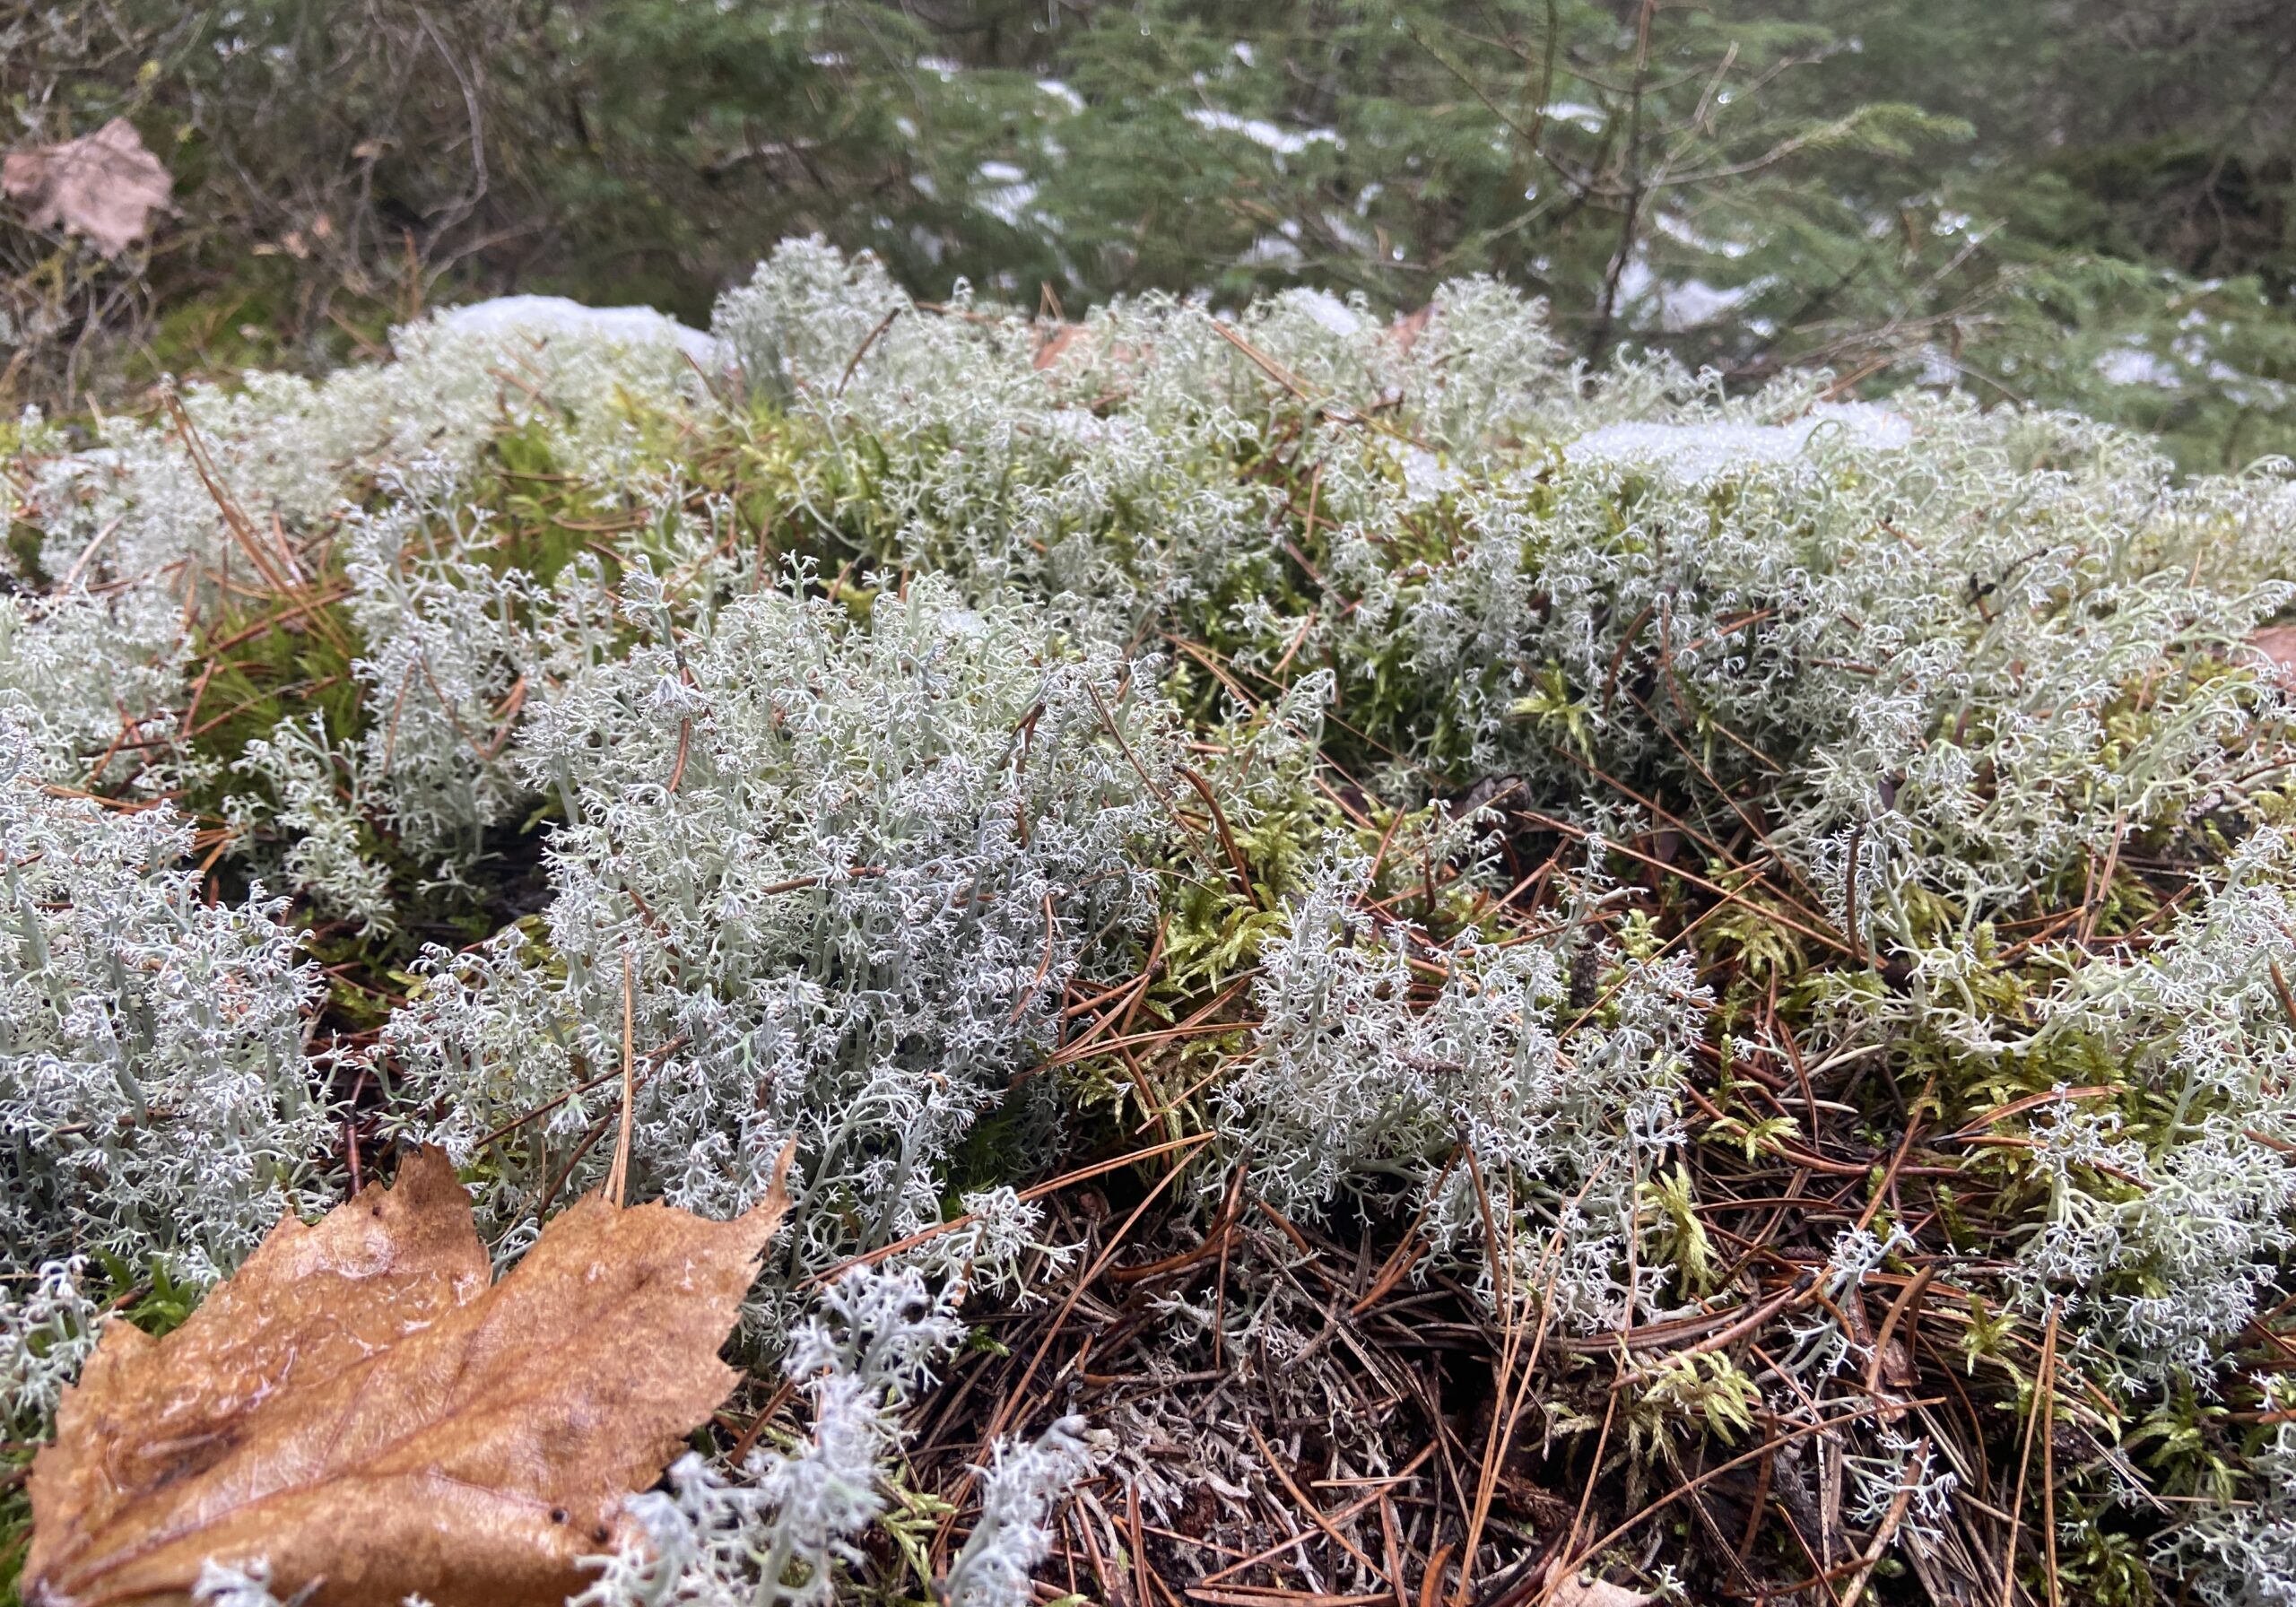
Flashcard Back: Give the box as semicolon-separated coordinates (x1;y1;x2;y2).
10;3;2296;470
0;1470;25;1607
1639;1163;1718;1296
1636;1351;1762;1446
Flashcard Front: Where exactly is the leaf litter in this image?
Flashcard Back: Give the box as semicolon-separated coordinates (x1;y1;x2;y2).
25;1147;789;1607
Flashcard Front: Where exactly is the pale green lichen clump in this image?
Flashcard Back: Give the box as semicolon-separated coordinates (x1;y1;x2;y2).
6;239;2296;1603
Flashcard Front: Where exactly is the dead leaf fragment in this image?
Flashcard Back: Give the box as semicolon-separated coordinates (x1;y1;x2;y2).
28;1147;788;1607
3;118;172;258
2252;623;2296;677
1548;1576;1654;1607
1032;321;1086;369
1389;305;1433;354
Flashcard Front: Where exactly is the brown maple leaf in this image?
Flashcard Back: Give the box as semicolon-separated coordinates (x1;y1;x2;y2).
2;118;172;258
26;1146;789;1607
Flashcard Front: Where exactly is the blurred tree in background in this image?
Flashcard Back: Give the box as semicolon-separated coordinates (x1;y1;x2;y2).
5;0;2294;469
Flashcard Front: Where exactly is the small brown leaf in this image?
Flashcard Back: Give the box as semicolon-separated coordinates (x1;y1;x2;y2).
28;1146;789;1607
1548;1576;1654;1607
1031;321;1086;370
2;118;172;258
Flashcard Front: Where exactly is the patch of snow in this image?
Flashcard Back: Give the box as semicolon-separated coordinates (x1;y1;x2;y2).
1608;248;1765;333
1544;101;1605;131
1614;253;1657;306
1039;409;1134;447
1654;278;1750;332
1564;403;1913;483
435;296;728;370
977;174;1041;228
1322;210;1374;253
1239;233;1305;269
1036;79;1084;113
1284;289;1364;338
1652;212;1752;260
2097;345;2181;390
974;160;1041;225
1400;447;1463;499
1186;109;1344;156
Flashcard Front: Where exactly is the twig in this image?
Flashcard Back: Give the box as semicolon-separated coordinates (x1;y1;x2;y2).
604;951;636;1208
1996;1299;2060;1607
837;307;906;396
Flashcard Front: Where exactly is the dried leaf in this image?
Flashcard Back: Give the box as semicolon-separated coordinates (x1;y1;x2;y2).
27;1146;788;1607
1031;321;1086;370
1548;1577;1654;1607
2;118;172;258
2253;623;2296;677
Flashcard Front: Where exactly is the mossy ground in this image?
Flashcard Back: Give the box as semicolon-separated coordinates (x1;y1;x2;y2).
6;284;2296;1604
